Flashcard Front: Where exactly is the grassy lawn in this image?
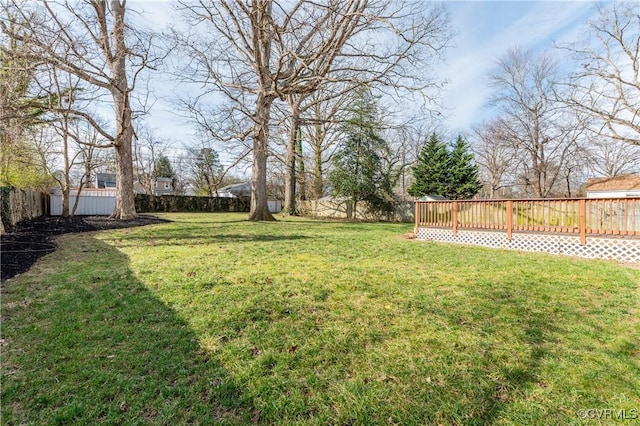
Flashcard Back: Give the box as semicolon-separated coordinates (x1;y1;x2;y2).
2;213;639;425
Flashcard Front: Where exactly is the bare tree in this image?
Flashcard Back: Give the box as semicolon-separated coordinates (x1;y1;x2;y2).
585;135;640;177
281;93;305;214
30;61;112;216
132;125;172;195
265;81;354;210
2;0;161;219
175;0;451;220
560;2;640;145
32;65;79;217
471;119;517;198
488;47;585;198
304;89;350;200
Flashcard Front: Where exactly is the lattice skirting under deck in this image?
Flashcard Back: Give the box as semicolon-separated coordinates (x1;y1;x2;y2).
415;228;640;264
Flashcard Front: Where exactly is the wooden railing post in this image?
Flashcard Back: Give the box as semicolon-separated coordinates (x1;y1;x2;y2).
579;199;587;245
452;201;458;235
506;200;513;240
414;201;419;233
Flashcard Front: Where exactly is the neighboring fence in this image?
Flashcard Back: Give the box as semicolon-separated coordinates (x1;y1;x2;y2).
1;187;48;232
414;198;640;263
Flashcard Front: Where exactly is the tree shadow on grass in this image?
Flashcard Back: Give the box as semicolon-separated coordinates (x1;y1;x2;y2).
471;309;559;425
116;231;311;247
405;285;570;425
1;236;255;425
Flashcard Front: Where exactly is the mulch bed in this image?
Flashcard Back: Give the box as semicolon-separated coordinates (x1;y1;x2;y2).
1;215;169;281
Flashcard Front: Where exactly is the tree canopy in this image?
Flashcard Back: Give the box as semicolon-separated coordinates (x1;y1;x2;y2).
448;136;482;200
328;89;394;218
409;134;481;200
408;133;450;198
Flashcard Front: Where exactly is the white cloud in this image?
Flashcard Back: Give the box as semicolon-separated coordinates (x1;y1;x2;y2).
440;1;598;130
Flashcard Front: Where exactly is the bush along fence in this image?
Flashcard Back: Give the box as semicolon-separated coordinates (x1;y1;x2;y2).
1;187;49;233
414;198;640;263
135;194;250;213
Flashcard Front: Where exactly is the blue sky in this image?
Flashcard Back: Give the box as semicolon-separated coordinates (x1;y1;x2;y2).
136;0;603;140
438;0;599;131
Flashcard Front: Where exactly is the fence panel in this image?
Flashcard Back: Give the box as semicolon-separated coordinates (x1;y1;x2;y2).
1;187;47;232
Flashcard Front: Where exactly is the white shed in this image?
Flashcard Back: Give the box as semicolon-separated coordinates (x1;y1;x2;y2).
50;188;116;216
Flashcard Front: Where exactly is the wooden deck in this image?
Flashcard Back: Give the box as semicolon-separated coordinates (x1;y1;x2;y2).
415;197;640;245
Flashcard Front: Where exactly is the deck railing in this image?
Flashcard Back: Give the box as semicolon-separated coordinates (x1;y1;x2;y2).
415;198;640;245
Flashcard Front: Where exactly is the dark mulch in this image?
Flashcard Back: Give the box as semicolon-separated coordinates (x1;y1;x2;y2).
1;215;169;281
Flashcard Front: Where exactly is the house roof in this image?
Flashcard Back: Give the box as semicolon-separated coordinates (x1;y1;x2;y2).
585;174;640;192
416;194;448;201
218;181;251;196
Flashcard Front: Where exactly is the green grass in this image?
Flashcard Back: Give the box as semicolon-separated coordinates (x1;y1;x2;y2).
2;213;639;425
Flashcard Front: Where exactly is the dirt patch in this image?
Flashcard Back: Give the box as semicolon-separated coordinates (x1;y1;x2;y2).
1;215;169;281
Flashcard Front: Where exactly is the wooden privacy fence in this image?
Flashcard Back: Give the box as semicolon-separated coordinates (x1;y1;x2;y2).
415;198;640;245
1;187;48;233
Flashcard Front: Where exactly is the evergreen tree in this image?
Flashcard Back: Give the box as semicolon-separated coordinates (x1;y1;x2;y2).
328;88;393;218
153;155;175;179
448;135;482;199
153;155;177;189
193;148;222;196
408;133;451;198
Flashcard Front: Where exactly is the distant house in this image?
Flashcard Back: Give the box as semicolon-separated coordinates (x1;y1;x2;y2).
217;181;282;213
96;173;117;188
217;182;251;198
101;174;174;196
415;194;448;201
585;175;640;198
153;177;174;196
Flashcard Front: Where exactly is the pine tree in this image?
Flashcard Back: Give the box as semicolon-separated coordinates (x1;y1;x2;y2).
448;135;482;199
408;133;451;198
153;156;175;179
328;88;392;218
153;155;177;190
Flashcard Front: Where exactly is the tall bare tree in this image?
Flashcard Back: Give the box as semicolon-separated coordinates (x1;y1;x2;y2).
132;126;172;195
303;88;352;200
488;47;585;198
560;2;640;146
585;136;640;177
471;119;516;198
2;0;161;219
176;0;451;220
31;65;80;217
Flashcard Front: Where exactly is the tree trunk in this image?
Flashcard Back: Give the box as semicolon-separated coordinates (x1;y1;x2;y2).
109;0;137;220
283;100;300;215
313;141;323;199
248;0;276;221
71;184;84;216
248;91;275;221
113;136;137;219
296;127;306;202
62;186;70;218
62;129;70;218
